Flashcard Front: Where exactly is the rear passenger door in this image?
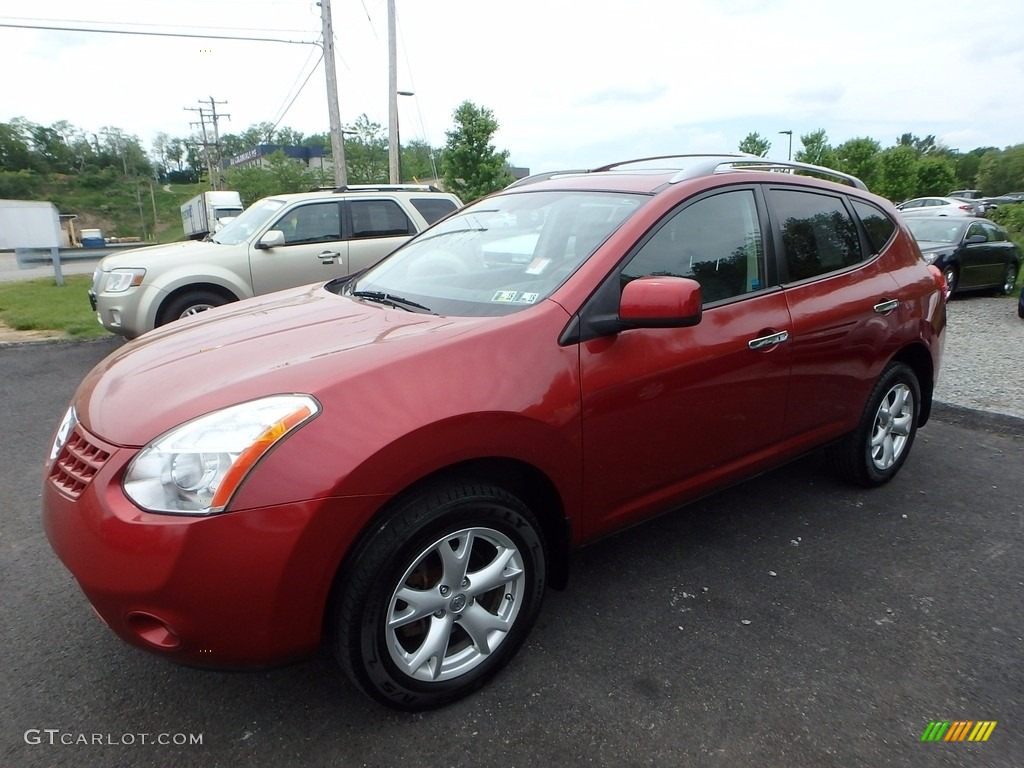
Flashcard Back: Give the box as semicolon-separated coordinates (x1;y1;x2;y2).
345;198;418;273
768;187;904;443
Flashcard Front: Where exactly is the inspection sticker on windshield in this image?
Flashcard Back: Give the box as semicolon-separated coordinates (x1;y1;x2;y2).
491;291;540;304
525;258;551;275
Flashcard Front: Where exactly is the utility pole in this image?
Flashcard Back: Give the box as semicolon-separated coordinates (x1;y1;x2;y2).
387;0;399;183
186;99;229;189
320;0;347;186
186;105;215;187
205;97;230;188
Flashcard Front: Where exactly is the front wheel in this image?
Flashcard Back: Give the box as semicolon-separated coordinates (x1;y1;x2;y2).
332;481;547;710
157;290;230;327
943;265;959;296
999;263;1018;295
830;362;921;487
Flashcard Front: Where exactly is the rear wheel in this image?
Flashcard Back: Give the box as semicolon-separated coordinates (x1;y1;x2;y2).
332;480;547;710
831;362;921;487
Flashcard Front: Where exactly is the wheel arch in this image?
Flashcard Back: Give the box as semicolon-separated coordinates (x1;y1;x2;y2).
156;282;240;325
891;342;935;426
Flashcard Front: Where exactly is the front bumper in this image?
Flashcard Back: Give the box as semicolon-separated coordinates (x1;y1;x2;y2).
41;421;379;669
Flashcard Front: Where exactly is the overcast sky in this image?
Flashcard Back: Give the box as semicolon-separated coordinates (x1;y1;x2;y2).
2;0;1023;174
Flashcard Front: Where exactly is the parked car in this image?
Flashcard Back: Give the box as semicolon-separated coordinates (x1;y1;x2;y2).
88;185;462;338
896;196;982;217
948;189;983;200
905;217;1021;296
43;155;946;711
978;195;1023;212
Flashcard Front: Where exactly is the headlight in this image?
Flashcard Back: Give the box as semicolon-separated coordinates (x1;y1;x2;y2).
103;268;146;293
49;406;78;462
123;394;320;515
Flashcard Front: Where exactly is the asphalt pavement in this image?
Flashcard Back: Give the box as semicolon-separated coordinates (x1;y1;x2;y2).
1;337;1022;768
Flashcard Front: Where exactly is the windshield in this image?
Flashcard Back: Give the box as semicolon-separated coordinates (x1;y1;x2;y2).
211;198;286;245
340;190;644;316
906;218;966;244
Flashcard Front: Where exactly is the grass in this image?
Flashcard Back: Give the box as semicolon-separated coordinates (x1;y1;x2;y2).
0;275;113;339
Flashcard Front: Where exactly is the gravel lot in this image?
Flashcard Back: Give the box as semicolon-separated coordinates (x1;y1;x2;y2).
933;294;1023;420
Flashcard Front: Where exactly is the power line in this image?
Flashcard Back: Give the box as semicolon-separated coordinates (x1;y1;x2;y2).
0;21;316;46
0;15;313;34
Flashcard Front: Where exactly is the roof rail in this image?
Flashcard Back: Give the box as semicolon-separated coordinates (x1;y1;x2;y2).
331;184;442;193
506;155;868;192
504;170;591;189
594;154;868;190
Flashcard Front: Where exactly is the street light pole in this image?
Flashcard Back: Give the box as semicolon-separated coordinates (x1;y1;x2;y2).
779;130;793;161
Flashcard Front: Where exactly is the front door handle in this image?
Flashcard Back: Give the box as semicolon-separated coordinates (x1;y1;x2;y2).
318;251;341;265
874;299;899;314
748;330;789;350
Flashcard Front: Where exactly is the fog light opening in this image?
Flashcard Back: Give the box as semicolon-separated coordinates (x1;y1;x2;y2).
126;612;181;650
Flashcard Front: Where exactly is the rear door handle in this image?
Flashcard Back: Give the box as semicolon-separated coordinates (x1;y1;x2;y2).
748;330;789;350
874;299;899;314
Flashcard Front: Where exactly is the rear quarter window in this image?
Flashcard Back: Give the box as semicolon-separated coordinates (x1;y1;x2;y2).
851;199;897;253
410;197;459;225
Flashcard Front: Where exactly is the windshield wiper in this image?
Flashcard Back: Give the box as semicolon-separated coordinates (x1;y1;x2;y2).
349;290;433;313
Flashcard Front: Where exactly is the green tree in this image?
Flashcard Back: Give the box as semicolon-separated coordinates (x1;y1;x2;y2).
224;151;316;205
976;145;1024;195
738;132;771;157
342;114;388;184
441;101;513;202
874;145;918;202
794;129;836;168
0;122;33;171
915;156;957;196
401;139;437;182
832;137;881;189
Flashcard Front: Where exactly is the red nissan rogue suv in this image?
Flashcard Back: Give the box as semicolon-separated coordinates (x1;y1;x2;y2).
43;155;946;710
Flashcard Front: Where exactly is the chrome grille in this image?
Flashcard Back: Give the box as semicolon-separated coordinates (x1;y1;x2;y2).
49;426;111;499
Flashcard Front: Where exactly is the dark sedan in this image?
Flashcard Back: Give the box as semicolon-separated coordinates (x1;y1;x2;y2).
906;217;1020;296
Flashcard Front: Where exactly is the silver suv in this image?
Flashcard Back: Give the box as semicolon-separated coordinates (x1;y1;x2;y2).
89;185;462;338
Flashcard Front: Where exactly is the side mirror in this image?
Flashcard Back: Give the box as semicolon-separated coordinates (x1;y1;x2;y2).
619;276;702;328
966;234;987;244
256;229;286;250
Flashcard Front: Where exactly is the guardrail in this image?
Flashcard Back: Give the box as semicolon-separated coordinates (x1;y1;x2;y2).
14;243;151;285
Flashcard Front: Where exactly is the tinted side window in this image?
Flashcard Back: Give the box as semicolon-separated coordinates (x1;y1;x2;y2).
410;197;458;224
982;222;1006;241
771;189;863;281
622;189;765;304
349;200;415;238
274;202;341;245
851;199;896;253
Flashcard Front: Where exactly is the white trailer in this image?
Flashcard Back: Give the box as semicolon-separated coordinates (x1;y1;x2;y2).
181;191;244;240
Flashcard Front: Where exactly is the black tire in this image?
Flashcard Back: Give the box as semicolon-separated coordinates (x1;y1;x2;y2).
943;265;959;296
998;263;1018;295
157;290;230;327
332;480;547;711
830;362;921;487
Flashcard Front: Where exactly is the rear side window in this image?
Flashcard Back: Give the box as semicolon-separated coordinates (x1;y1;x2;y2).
622;189;765;303
851;199;897;253
410;197;459;224
349;200;415;238
771;189;863;281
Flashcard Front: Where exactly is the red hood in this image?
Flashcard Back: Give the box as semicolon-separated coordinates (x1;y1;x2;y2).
76;283;484;445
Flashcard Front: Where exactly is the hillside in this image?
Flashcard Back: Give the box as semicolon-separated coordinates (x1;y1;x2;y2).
34;175;208;244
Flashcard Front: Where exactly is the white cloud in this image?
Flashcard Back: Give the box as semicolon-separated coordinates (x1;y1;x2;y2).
1;0;1023;172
